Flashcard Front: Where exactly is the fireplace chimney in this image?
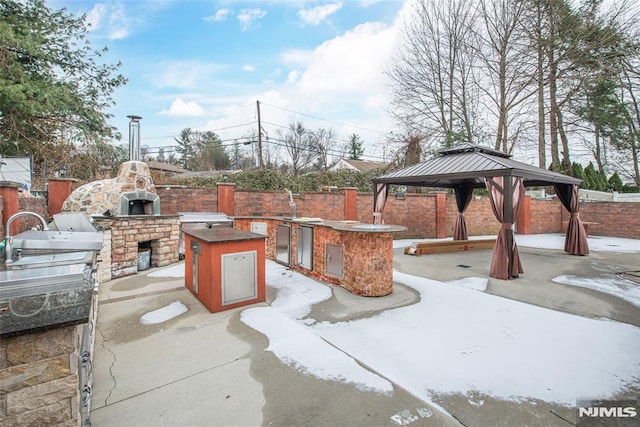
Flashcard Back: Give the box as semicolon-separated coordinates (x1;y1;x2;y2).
127;115;143;161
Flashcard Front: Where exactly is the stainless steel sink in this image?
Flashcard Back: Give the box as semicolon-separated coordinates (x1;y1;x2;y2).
5;251;95;270
10;230;103;252
0;263;94;337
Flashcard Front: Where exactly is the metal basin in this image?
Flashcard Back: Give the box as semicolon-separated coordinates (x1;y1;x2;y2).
5;251;95;270
0;263;94;337
352;224;392;230
10;230;103;252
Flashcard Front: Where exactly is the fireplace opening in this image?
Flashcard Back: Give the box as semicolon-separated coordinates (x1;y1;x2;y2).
137;241;152;271
129;199;153;215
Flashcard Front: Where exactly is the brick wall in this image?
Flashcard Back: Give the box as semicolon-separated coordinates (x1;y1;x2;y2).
5;186;638;240
139;187;640;239
530;199;563;234
563;201;640;239
156;186;218;214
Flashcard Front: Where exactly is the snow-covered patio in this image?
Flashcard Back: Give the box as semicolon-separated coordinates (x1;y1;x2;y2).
97;233;640;426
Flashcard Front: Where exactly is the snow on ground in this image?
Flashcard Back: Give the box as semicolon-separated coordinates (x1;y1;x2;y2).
393;233;640;253
314;270;640;406
241;261;640;406
553;275;640;308
139;301;188;325
148;234;640;406
147;263;185;278
241;306;394;394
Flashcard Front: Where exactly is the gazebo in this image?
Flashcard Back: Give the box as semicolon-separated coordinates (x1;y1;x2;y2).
372;144;589;280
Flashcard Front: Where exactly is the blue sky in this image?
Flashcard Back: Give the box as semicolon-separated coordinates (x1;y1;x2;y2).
48;0;409;163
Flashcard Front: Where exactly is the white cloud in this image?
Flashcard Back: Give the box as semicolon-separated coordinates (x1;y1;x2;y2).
149;61;223;90
204;8;232;23
289;22;398;98
298;2;343;26
243;64;256;72
281;49;314;65
160;98;206;117
85;3;134;40
237;8;267;31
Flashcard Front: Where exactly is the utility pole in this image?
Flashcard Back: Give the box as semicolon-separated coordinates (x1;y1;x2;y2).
256;100;264;168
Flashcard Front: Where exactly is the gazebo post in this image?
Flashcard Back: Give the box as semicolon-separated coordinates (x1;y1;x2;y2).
503;176;514;279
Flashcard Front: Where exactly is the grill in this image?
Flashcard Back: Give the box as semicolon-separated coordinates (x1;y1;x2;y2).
178;212;233;258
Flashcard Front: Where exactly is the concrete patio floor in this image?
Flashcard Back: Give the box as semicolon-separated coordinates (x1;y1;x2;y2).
90;244;640;426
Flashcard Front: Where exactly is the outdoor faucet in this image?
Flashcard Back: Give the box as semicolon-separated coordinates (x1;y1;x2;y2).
284;188;297;218
4;211;49;264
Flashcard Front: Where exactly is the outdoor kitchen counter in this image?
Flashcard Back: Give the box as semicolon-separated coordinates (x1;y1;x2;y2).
233;217;406;296
234;216;406;233
183;227;266;313
183;226;266;243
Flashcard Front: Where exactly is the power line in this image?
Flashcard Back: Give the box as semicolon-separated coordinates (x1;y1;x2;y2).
260;101;391;137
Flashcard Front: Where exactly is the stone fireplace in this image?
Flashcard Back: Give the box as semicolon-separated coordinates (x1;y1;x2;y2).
93;215;179;279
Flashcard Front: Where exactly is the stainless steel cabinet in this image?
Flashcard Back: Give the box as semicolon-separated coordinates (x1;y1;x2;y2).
326;244;344;277
222;250;258;305
297;225;313;270
275;225;291;266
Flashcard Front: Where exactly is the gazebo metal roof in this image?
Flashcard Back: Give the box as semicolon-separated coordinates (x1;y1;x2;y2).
373;143;581;188
371;143;588;280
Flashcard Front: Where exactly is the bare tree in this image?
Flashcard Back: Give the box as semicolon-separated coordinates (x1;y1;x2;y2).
476;0;537;154
310;128;337;172
277;122;315;176
387;0;481;150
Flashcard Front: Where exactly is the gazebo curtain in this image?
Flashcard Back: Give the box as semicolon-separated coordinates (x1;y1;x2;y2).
373;183;389;224
485;176;525;280
555;184;589;255
453;186;474;240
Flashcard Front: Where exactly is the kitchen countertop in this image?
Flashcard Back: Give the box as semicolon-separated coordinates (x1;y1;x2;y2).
183;226;268;243
233;216;407;233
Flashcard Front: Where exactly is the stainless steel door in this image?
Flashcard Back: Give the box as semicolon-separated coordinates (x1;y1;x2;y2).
275;225;291;266
297;225;313;270
325;244;344;277
190;240;202;294
221;250;257;305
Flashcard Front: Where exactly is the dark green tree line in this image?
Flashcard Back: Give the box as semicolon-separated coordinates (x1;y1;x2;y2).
0;0;127;182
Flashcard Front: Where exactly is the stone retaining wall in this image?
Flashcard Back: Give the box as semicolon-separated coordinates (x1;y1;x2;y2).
0;326;84;426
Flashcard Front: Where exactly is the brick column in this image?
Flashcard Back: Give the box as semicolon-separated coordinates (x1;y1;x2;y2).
217;183;235;216
48;178;77;216
516;195;531;234
0;181;21;236
343;187;357;221
435;192;447;238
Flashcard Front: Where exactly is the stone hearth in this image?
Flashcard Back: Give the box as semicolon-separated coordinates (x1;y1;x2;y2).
94;215;179;280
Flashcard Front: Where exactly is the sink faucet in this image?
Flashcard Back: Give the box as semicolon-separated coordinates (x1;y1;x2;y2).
284;188;297;218
4;211;49;263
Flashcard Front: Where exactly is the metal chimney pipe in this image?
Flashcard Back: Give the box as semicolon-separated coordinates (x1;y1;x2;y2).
127;115;143;161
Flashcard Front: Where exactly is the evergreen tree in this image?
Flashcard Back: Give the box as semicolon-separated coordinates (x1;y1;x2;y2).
608;172;624;192
572;162;585;182
347;134;364;160
0;0;126;179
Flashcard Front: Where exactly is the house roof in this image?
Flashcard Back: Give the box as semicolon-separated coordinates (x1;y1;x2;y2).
335;159;390;173
373;143;581;188
145;161;189;174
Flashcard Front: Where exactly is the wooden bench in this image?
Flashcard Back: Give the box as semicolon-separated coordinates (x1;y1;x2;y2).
561;221;598;237
404;238;496;256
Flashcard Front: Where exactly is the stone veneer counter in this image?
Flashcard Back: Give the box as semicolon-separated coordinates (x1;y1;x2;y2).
233;217;407;296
